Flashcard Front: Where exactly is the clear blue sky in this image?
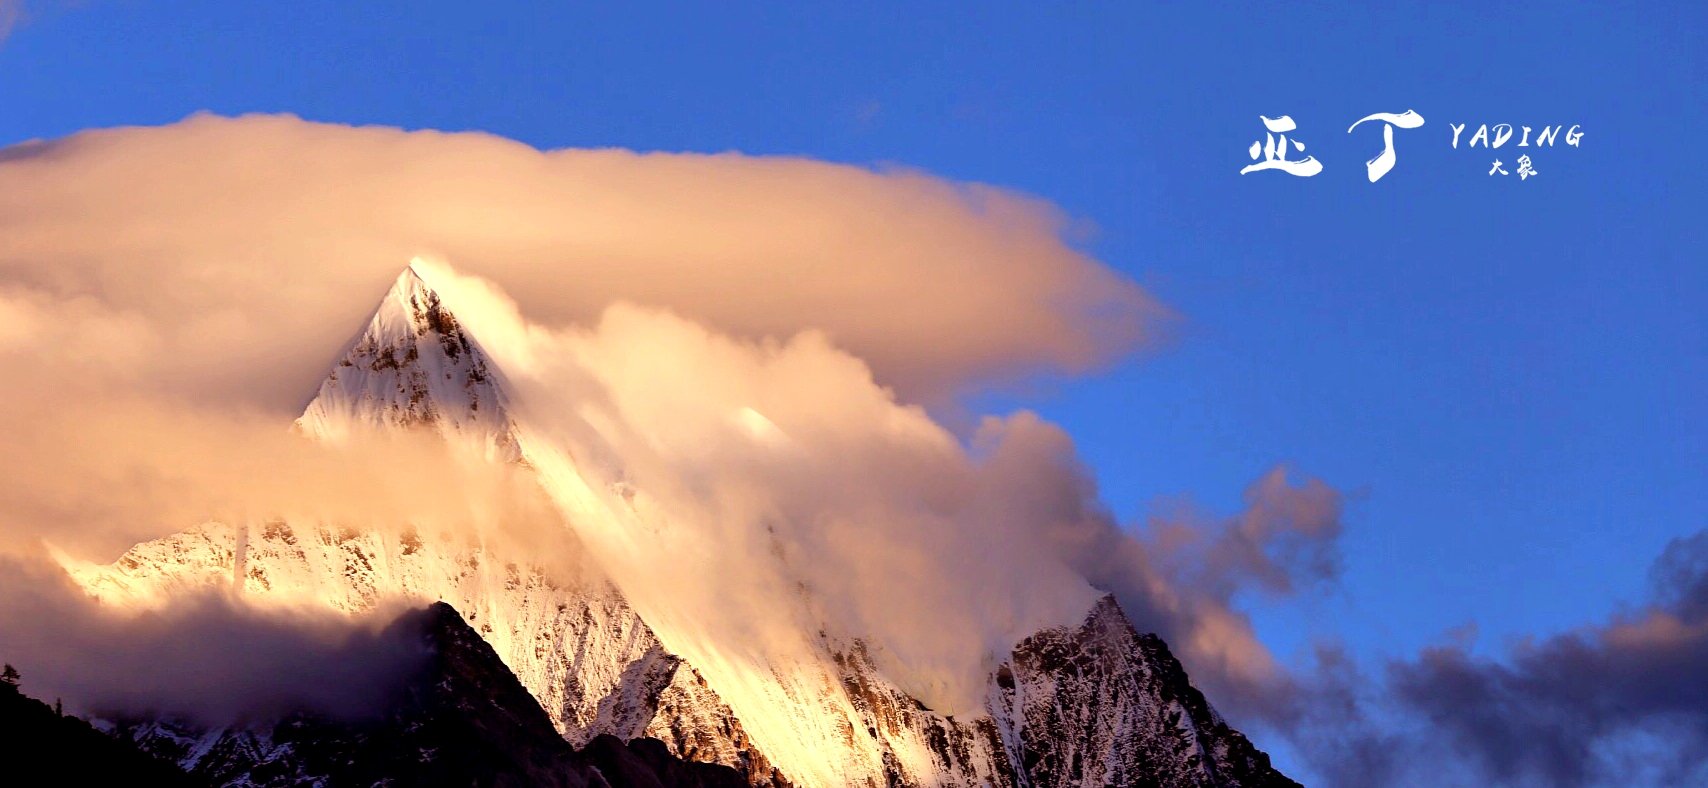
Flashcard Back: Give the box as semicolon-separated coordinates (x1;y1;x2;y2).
3;0;1703;774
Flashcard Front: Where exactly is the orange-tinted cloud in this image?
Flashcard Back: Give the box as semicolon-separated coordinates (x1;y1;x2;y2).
0;113;1166;411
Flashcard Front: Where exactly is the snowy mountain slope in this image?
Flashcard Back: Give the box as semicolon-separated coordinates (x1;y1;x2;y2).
65;520;662;741
63;264;1294;787
66;518;999;786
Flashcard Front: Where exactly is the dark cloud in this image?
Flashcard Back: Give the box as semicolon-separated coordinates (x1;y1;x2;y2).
0;554;431;725
1264;529;1708;787
1652;530;1708;621
1383;529;1708;786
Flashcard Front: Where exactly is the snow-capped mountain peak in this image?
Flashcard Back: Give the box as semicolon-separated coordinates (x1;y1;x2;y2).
63;262;1297;787
295;264;520;462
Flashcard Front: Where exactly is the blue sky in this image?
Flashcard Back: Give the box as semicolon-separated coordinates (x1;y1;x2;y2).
2;1;1703;778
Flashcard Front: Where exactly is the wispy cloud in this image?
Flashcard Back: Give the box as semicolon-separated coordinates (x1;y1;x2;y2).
0;1;21;46
1271;530;1708;787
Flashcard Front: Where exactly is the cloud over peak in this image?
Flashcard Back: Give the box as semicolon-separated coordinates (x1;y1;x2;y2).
0;113;1166;410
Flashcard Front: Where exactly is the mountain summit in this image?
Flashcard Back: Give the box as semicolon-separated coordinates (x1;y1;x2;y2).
296;264;520;461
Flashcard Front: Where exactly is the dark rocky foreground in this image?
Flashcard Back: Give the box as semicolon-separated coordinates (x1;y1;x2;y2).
104;602;746;787
0;677;198;786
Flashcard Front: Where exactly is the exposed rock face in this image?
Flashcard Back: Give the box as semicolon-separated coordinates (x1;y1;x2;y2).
66;265;1295;787
604;650;791;786
828;638;1015;786
990;597;1300;788
578;735;752;788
